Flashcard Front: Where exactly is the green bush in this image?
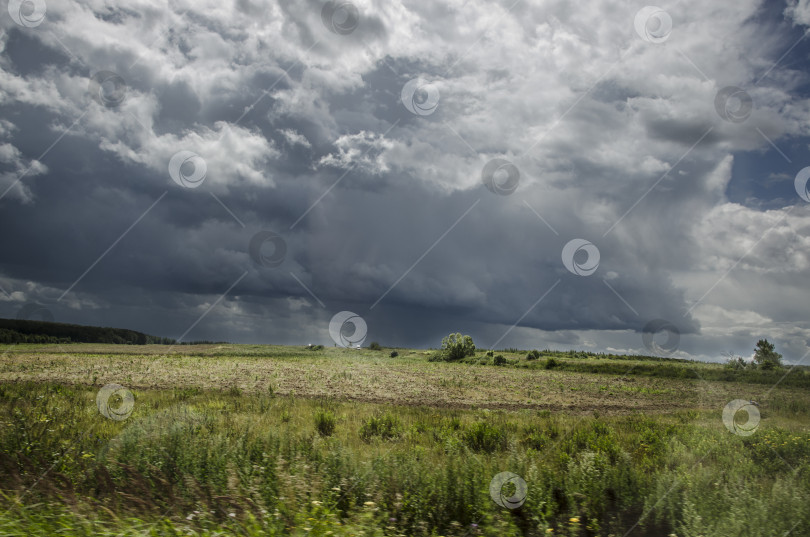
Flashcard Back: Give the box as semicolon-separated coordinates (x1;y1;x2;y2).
368;341;382;351
527;349;541;360
439;333;476;361
545;357;559;369
493;355;507;366
462;421;506;452
314;409;336;437
359;412;401;441
389;351;399;358
725;355;750;370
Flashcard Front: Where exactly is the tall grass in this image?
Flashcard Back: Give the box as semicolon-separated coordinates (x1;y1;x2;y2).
1;382;809;536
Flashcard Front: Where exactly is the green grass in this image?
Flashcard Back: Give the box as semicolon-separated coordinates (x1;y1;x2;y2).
1;344;809;536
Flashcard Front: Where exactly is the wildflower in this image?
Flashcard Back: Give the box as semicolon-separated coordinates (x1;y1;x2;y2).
569;517;579;523
312;501;322;506
228;513;236;518
363;501;375;506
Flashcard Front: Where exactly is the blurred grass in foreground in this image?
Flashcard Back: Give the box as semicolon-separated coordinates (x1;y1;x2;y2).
1;379;809;536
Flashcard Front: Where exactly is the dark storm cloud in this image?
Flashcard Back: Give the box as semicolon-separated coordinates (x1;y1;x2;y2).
1;0;809;361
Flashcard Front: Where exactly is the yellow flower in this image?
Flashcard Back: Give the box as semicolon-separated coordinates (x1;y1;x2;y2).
569;517;580;523
363;501;375;506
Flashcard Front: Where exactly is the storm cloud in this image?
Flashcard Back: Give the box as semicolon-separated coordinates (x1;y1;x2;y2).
1;0;810;362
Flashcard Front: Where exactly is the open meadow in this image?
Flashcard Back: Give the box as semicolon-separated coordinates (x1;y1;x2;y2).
1;344;809;536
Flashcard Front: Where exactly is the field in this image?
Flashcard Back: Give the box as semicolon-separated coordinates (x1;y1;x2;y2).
1;344;809;536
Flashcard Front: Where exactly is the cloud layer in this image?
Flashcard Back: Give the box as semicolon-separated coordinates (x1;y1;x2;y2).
1;0;809;362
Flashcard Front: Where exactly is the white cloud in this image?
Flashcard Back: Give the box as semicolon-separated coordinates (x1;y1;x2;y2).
278;128;312;149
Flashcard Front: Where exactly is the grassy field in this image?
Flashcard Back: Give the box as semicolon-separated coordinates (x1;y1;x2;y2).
1;344;809;536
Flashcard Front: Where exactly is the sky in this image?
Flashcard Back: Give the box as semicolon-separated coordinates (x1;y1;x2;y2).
1;0;810;363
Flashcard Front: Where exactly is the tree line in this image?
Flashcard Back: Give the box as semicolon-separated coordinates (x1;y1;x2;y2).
0;318;175;345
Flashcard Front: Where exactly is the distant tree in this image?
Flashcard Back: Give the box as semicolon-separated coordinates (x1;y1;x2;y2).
723;351;751;370
753;339;782;370
368;341;382;351
440;333;476;361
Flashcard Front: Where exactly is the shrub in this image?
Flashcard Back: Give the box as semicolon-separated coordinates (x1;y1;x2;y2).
307;344;324;351
439;333;476;361
389;351;399;358
486;350;494;357
462;422;506;453
368;341;382;351
360;412;401;441
521;429;552;450
314;410;336;437
545;357;559;369
526;350;541;361
725;355;750;370
754;339;782;370
493;355;507;366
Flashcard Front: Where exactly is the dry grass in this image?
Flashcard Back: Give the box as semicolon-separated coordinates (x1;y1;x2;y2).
1;343;804;415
